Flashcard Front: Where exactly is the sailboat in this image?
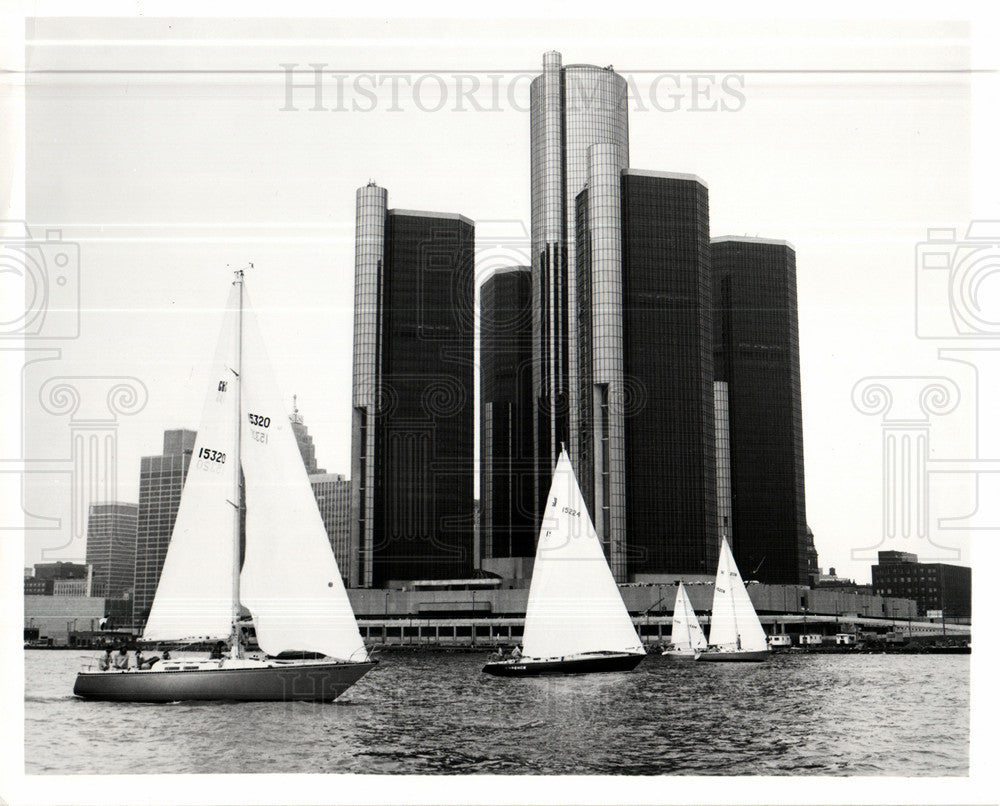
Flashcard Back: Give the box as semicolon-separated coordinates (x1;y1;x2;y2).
74;270;375;701
662;582;707;659
695;537;769;662
482;450;646;676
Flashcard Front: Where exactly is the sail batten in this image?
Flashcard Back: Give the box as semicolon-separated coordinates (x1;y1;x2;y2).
520;452;644;660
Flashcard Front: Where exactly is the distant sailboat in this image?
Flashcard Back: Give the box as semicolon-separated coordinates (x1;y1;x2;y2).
74;271;375;701
695;538;770;662
482;450;646;676
662;582;707;659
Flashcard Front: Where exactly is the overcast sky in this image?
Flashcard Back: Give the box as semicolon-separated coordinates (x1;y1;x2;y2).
7;12;998;587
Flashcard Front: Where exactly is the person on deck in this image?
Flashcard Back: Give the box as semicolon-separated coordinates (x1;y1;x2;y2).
210;641;225;660
135;649;145;669
112;646;129;670
511;646;522;660
98;648;112;670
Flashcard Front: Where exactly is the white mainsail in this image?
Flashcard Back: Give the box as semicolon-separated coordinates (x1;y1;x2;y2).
238;292;367;662
707;538;767;652
521;450;644;660
670;583;707;652
142;285;242;643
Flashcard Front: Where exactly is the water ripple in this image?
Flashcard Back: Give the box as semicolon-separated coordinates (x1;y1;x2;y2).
24;650;968;775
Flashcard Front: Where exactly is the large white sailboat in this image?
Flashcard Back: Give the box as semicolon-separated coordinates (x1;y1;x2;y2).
662;582;707;659
482;450;646;676
695;537;769;662
74;271;375;702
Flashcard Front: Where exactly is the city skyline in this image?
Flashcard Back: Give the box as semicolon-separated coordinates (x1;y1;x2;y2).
12;19;984;589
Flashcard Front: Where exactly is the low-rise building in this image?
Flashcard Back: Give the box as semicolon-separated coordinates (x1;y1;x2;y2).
871;551;971;620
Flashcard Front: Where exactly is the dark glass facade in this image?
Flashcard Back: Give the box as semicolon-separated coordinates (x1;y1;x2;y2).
85;501;138;599
350;190;475;586
577;170;718;576
480;267;535;559
712;238;809;585
132;429;195;624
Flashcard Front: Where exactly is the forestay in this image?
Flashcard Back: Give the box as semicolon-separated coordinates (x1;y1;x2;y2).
707;538;768;652
238;292;367;662
142;285;241;643
521;451;644;660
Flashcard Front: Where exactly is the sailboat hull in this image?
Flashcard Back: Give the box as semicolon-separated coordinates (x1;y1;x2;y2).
482;651;644;677
694;649;769;662
661;647;699;660
73;660;375;702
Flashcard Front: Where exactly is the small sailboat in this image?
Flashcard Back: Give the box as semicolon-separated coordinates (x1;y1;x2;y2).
74;270;375;702
662;582;707;659
695;537;769;662
482;450;645;676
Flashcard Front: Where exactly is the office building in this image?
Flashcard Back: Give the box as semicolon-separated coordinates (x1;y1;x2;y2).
132;429;196;625
291;396;325;474
714;381;733;546
311;472;351;585
576;167;718;578
712;237;810;584
871;551;971;619
84;501;138;599
530;51;629;525
350;183;475;587
480;266;535;562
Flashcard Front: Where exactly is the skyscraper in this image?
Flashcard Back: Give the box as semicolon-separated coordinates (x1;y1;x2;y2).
714;381;734;547
350;183;475;587
480;266;535;562
712;237;809;585
85;501;138;599
530;52;629;525
311;472;351;585
291;396;325;474
132;429;195;624
576;167;718;579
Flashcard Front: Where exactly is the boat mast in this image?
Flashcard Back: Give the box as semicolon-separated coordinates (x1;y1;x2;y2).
230;266;247;659
726;541;741;651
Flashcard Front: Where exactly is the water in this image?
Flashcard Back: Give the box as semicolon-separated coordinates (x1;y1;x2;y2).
25;650;968;775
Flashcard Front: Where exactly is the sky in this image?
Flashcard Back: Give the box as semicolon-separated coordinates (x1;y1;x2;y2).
6;12;998;587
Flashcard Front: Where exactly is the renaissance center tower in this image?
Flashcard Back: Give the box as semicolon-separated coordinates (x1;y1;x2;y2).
529;51;629;523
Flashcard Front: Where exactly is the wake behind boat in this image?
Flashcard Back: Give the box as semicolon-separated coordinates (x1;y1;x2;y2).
695;537;770;662
74;270;374;702
482;450;645;677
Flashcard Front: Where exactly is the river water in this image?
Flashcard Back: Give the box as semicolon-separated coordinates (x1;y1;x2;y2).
24;649;968;776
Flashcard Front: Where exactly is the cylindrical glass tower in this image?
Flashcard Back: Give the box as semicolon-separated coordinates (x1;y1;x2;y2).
350;182;387;588
529;51;628;543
